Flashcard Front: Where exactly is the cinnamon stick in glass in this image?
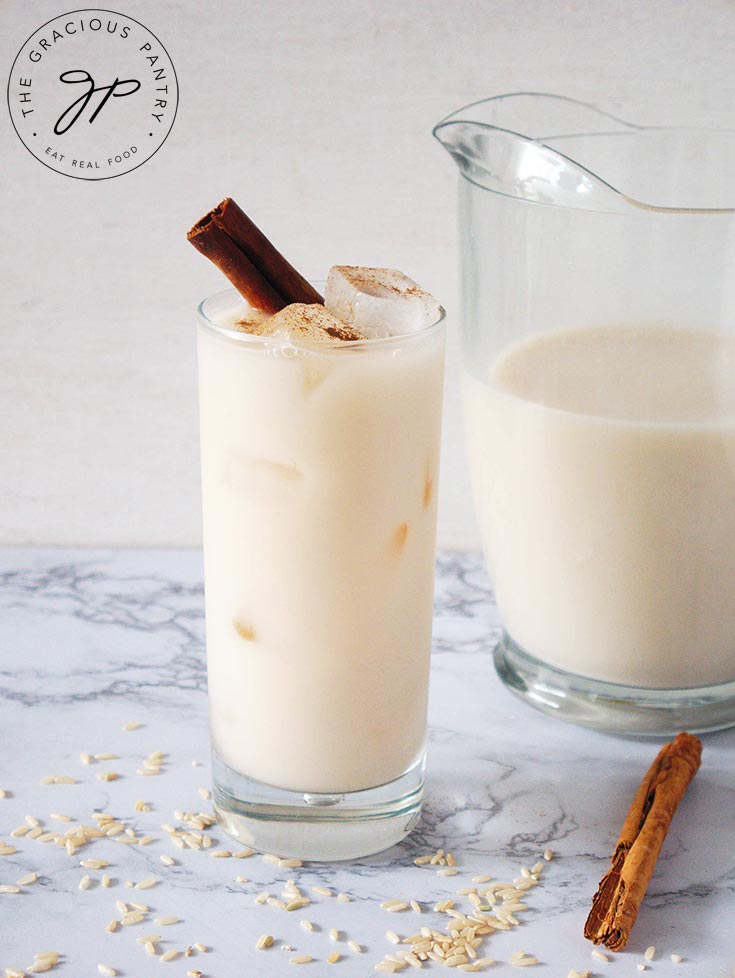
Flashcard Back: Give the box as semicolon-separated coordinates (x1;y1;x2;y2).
187;198;323;313
584;731;702;951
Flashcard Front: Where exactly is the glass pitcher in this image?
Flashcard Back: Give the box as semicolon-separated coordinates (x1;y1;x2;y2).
435;93;735;735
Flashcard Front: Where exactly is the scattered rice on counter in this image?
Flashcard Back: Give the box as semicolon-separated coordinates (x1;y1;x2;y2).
0;723;618;976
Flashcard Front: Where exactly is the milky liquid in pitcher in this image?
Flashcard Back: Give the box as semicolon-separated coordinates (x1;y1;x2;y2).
463;324;735;688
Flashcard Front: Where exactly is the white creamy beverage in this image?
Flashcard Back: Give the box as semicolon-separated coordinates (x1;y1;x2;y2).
198;298;444;794
463;324;735;688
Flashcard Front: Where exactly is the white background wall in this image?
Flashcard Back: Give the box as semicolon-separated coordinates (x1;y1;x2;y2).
2;0;735;549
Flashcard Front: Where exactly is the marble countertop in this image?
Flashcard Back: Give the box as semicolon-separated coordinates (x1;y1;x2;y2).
1;548;733;977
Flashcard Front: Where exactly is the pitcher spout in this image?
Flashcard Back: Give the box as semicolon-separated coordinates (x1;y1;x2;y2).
433;93;638;213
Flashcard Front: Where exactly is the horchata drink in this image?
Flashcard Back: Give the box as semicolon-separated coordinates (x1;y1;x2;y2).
464;324;735;690
189;200;445;859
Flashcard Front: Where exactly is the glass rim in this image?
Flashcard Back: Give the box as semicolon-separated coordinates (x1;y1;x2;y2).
197;286;446;351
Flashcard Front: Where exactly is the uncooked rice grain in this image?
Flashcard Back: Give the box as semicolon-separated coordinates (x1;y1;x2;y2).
286;898;310;911
97;965;116;977
121;912;145;926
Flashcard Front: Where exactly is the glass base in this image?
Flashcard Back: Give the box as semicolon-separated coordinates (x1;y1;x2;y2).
494;631;735;735
212;750;424;861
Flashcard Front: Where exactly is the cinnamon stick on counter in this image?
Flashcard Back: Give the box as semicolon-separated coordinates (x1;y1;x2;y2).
187;197;323;313
584;732;702;951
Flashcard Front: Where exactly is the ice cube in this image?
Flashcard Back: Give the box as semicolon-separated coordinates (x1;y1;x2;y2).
391;521;409;555
237;303;364;343
225;454;303;494
300;358;331;394
233;618;256;642
325;266;441;337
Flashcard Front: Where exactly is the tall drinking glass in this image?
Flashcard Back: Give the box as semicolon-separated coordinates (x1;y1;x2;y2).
197;289;445;859
435;93;735;735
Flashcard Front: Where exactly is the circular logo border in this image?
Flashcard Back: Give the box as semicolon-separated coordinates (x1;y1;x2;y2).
6;8;179;181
